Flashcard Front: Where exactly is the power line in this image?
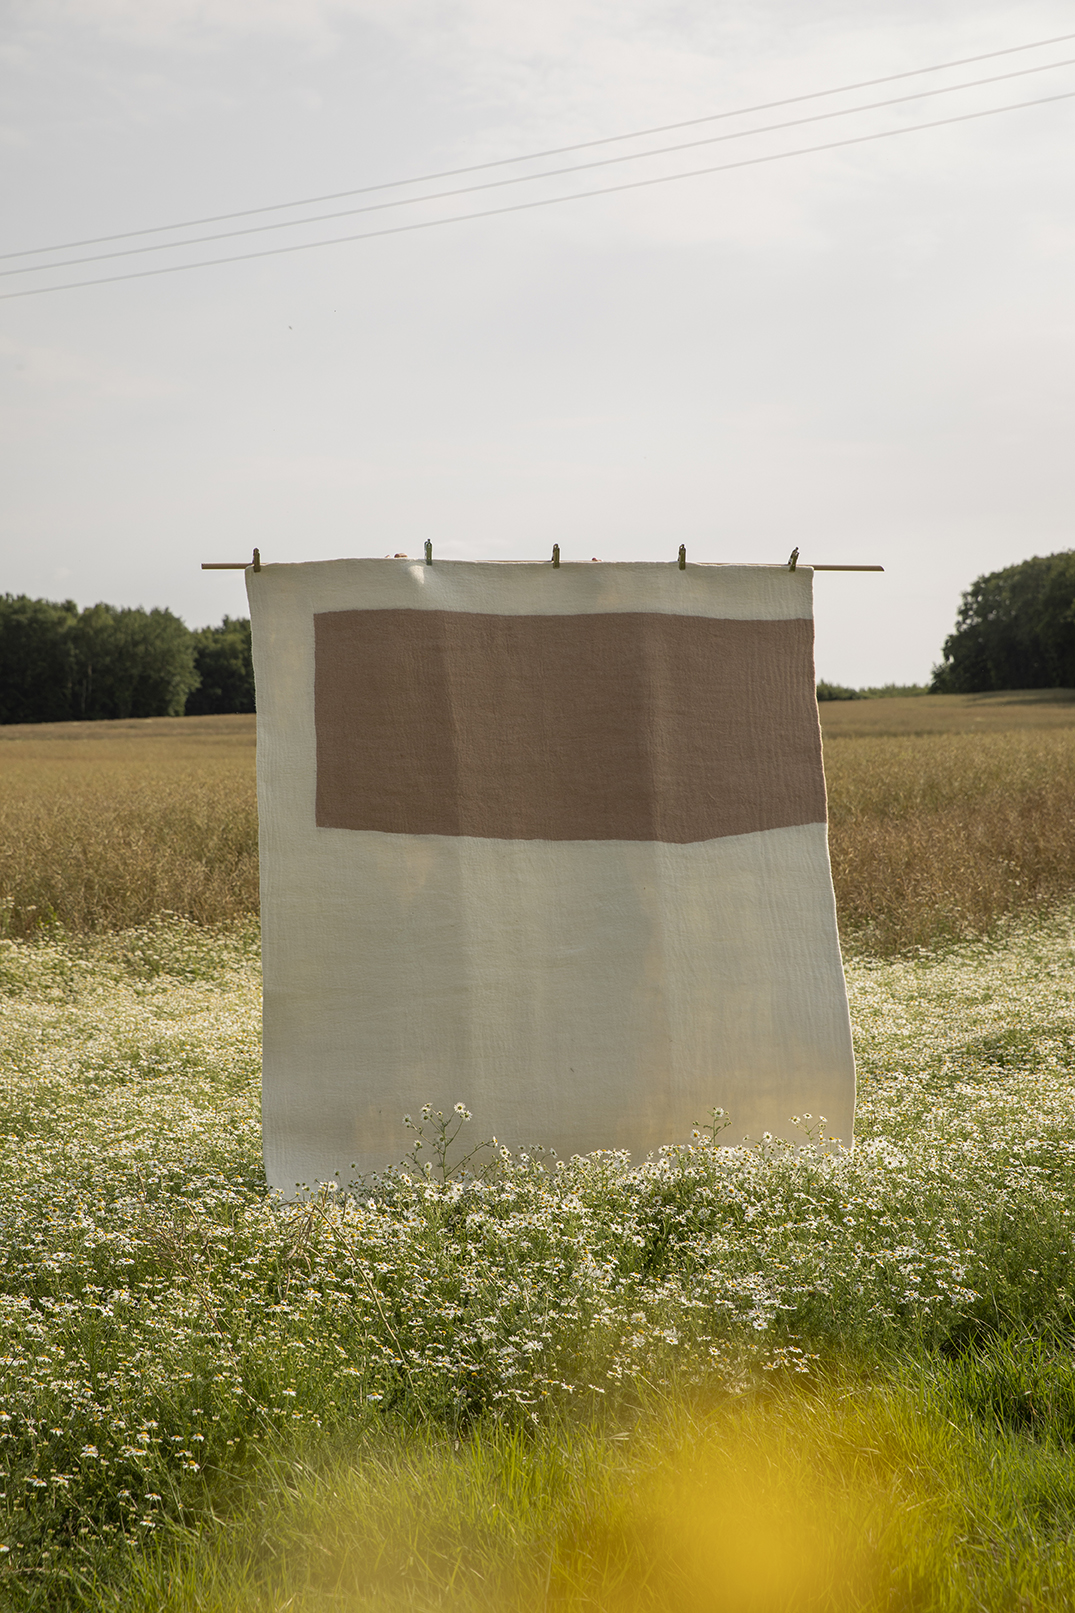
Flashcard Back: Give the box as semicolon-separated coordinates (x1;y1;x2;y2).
3;88;1070;303
4;27;1075;264
5;54;1073;282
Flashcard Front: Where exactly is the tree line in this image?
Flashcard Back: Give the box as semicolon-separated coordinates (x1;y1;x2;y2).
0;595;254;725
932;550;1075;693
6;551;1071;724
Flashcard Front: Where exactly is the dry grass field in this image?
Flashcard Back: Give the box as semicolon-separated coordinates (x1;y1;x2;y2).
819;687;1075;736
821;691;1075;952
2;692;1075;953
0;714;257;938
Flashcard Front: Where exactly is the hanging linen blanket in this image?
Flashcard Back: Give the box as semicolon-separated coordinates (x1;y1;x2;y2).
248;559;855;1194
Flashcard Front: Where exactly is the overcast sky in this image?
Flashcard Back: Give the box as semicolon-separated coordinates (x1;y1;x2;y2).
2;0;1073;685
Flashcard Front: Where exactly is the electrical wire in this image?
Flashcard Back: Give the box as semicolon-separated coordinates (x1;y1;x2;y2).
4;27;1075;263
4;53;1073;282
2;87;1071;302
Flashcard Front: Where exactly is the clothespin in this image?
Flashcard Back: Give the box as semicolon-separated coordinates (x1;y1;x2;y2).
552;544;560;568
678;545;687;570
425;540;433;566
788;547;799;572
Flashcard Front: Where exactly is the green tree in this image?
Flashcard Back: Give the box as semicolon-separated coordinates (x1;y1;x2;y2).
0;597;199;724
0;595;79;724
932;552;1075;693
816;680;863;701
69;604;199;719
185;617;255;715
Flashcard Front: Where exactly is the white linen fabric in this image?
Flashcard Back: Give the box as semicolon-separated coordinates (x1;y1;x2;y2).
248;559;855;1194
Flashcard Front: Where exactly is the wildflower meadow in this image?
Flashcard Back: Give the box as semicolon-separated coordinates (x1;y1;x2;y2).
4;907;1075;1607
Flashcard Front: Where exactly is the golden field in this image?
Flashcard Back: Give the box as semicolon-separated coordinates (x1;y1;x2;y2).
0;714;258;938
820;689;1075;951
2;692;1075;954
819;686;1075;736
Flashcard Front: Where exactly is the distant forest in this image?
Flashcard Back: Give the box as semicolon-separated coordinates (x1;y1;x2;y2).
0;595;254;724
6;551;1073;724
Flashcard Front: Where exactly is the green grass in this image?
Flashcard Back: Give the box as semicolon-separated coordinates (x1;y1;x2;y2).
111;1359;1075;1612
6;913;1075;1606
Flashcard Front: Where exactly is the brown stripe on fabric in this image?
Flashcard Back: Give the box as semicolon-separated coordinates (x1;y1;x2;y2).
314;609;826;844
